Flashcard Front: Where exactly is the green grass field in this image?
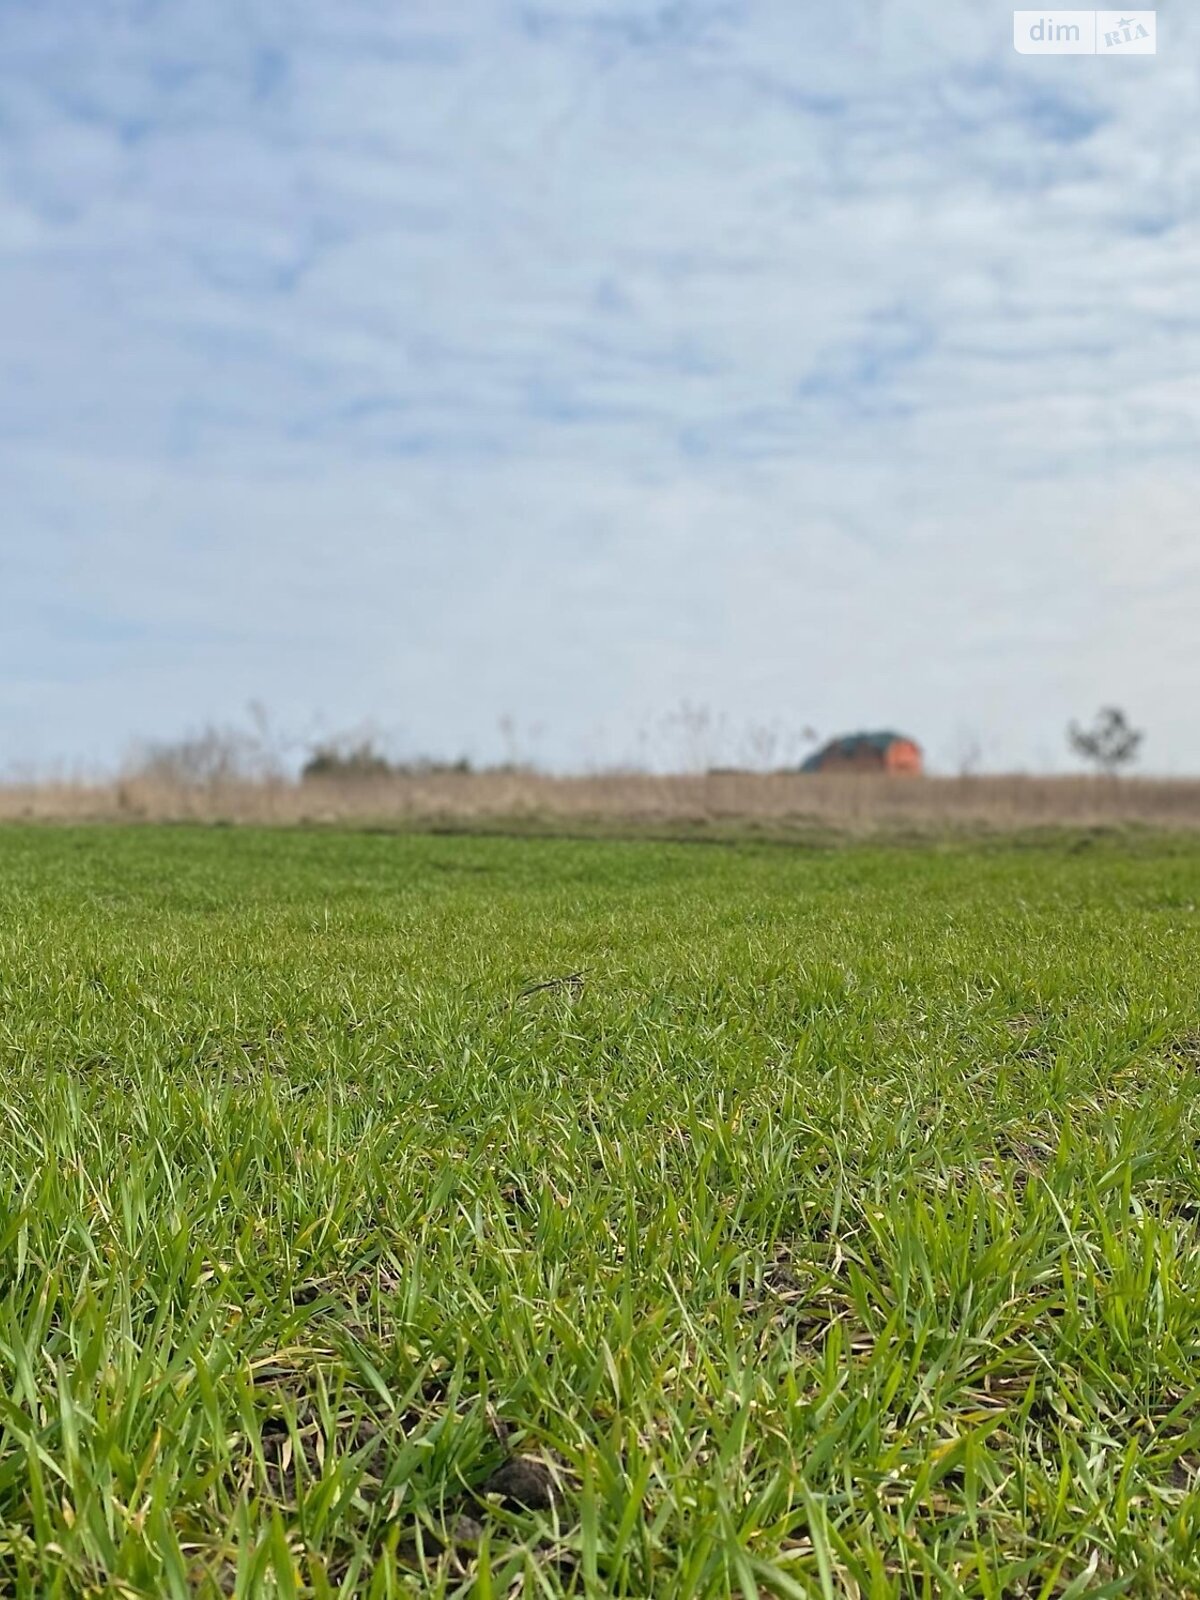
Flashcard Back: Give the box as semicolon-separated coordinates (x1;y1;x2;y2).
2;825;1200;1598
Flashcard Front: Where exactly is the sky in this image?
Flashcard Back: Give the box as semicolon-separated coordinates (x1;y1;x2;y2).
1;0;1197;775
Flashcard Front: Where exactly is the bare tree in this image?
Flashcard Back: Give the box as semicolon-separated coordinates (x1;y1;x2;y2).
496;715;539;773
1068;707;1143;775
659;701;727;774
950;725;984;778
127;724;271;787
123;703;296;788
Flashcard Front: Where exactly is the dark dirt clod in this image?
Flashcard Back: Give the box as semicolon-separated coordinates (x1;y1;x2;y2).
450;1513;485;1548
1166;1032;1200;1067
482;1455;557;1510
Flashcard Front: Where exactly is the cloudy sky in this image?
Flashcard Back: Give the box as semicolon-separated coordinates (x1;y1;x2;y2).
1;1;1197;774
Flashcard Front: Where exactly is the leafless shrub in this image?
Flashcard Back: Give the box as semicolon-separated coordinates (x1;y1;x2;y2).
655;703;819;775
123;703;288;789
126;727;268;787
950;726;985;778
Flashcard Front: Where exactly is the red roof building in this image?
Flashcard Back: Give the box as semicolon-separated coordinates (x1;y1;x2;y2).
801;730;923;775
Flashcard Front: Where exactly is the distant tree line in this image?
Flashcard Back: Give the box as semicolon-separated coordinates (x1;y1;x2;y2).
301;741;472;781
120;703;1149;787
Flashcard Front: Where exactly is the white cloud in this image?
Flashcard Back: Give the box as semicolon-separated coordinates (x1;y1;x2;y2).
0;0;1198;771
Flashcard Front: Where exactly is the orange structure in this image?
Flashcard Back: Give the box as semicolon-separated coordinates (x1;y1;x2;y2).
801;730;923;775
